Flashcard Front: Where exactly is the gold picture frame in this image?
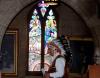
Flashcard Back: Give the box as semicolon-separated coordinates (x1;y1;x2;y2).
1;30;18;76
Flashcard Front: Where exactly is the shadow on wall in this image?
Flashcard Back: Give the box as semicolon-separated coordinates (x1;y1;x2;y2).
70;40;94;74
59;35;94;74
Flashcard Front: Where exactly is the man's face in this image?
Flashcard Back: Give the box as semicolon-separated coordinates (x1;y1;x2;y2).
48;45;58;56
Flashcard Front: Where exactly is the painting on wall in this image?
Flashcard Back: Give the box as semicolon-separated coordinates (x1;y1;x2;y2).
1;30;18;76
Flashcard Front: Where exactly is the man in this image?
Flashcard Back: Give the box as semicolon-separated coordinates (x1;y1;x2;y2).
44;39;69;78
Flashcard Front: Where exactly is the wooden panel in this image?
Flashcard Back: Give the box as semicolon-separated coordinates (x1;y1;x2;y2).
88;65;100;78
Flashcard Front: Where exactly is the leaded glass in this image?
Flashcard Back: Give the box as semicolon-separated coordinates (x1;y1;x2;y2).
29;9;41;71
45;9;57;44
44;9;57;71
38;1;49;17
28;1;57;72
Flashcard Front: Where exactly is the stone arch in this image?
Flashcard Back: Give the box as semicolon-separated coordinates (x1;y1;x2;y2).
0;0;37;48
0;0;97;56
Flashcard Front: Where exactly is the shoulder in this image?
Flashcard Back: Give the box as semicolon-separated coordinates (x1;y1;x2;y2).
56;56;66;63
56;55;65;60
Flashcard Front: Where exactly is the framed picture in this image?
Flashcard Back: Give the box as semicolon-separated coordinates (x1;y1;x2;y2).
1;30;18;76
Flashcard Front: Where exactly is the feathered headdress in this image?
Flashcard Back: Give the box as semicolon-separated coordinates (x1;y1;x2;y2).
48;39;66;55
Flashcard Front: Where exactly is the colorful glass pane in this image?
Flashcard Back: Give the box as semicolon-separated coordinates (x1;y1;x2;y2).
38;1;49;17
29;9;41;71
44;9;57;71
45;9;57;44
28;1;57;72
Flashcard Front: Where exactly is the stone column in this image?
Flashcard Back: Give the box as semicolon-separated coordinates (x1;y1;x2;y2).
94;48;100;64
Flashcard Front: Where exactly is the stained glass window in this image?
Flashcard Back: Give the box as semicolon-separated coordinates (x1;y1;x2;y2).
28;1;57;72
44;9;57;71
29;9;41;71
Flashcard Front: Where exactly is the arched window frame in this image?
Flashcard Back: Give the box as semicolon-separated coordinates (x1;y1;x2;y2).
27;1;59;75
